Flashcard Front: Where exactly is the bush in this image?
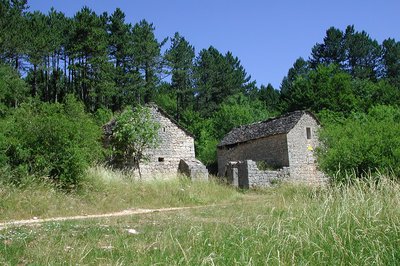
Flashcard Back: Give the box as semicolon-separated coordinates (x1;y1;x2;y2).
212;93;269;140
316;105;400;183
93;107;113;126
110;106;160;177
0;95;103;188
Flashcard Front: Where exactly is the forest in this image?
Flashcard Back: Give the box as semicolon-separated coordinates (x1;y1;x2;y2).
1;0;399;187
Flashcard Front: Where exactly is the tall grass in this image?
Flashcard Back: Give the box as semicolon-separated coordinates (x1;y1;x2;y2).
0;172;399;265
0;165;240;222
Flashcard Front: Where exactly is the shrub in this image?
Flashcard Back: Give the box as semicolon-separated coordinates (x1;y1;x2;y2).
256;161;279;171
316;105;400;183
93;107;113;126
0;95;103;188
110;106;160;178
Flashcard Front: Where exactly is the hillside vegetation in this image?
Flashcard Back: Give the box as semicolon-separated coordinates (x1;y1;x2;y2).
1;1;400;187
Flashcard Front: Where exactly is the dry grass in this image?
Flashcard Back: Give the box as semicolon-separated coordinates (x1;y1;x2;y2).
0;170;399;265
0;165;241;222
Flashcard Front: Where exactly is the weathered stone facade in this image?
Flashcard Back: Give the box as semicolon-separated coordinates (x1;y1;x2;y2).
225;160;289;188
286;113;324;183
178;159;209;181
105;105;208;180
218;111;325;187
217;134;289;177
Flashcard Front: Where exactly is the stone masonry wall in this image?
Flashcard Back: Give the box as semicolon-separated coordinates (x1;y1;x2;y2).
225;160;289;188
178;159;209;181
217;134;288;177
138;106;196;179
286;113;325;183
246;160;290;188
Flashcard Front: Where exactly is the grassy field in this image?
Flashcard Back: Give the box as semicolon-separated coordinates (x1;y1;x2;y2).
0;168;399;265
0;166;240;222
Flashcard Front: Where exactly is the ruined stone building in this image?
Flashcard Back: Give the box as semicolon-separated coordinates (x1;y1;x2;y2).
217;110;325;188
104;104;208;180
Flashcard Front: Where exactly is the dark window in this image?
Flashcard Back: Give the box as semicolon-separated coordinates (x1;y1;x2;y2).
162;127;166;132
306;127;311;139
158;157;165;162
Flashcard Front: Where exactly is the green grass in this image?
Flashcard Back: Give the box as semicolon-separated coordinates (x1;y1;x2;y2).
0;166;240;222
0;169;399;265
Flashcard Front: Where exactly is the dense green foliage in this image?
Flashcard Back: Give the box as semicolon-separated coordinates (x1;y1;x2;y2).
279;26;400;182
317;106;400;182
0;96;103;187
282;26;400;114
0;63;27;116
110;106;160;177
0;0;399;181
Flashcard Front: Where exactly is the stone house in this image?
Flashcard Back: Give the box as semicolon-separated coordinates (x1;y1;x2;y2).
104;104;208;180
217;110;325;188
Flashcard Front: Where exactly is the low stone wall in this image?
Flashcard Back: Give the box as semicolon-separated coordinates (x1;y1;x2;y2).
246;160;289;188
179;159;209;181
225;160;289;188
217;134;288;177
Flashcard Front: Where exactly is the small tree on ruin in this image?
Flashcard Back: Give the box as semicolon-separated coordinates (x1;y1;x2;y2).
111;105;160;178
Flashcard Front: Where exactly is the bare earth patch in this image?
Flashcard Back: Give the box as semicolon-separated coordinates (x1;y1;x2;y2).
0;205;207;231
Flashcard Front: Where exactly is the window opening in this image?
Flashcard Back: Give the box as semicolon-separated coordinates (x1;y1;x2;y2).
306;127;311;139
158;157;165;162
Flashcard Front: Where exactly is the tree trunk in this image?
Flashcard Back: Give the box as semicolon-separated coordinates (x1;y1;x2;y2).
176;91;180;122
45;55;50;101
32;64;37;97
138;164;142;180
15;54;19;70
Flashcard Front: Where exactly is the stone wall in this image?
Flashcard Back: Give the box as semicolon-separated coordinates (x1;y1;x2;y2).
218;112;327;186
286;113;325;183
247;161;290;188
217;134;288;177
225;160;289;188
135;106;198;179
178;159;209;180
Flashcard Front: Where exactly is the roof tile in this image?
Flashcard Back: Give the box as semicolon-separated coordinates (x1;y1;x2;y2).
218;110;315;147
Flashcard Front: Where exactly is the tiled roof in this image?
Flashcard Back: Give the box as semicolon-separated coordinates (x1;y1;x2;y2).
217;110;317;147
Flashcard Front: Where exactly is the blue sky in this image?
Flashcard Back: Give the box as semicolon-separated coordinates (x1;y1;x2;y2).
28;0;399;89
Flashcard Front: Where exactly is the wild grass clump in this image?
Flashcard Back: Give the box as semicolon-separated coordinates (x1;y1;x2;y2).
271;177;400;265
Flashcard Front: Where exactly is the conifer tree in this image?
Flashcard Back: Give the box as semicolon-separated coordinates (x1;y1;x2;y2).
68;7;114;110
131;20;166;104
165;32;195;120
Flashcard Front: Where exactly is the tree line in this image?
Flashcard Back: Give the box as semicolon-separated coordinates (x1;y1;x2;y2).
1;0;400;185
0;1;259;114
281;25;400;113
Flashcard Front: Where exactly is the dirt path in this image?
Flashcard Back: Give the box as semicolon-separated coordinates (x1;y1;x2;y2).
0;206;205;231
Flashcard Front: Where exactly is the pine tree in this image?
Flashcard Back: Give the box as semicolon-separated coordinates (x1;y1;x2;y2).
131;20;166;104
194;46;252;116
68;7;115;110
382;38;400;87
164;32;195;120
344;25;382;81
0;0;29;70
108;8;141;110
310;27;346;68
